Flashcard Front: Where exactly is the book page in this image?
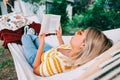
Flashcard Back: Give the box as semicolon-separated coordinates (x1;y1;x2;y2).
40;14;61;34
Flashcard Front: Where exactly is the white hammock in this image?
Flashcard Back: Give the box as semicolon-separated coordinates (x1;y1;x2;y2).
7;28;120;80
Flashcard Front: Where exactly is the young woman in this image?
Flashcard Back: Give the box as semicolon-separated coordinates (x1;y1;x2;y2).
21;26;113;77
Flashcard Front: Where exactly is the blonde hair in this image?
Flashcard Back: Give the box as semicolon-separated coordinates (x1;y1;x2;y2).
73;27;113;68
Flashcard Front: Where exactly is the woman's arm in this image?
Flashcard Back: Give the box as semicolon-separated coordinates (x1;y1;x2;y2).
33;33;46;75
56;26;64;45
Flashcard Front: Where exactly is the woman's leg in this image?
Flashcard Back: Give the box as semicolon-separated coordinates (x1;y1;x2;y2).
21;34;37;67
21;34;53;67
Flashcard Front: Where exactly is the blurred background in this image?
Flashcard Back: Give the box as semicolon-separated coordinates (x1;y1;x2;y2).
1;0;120;35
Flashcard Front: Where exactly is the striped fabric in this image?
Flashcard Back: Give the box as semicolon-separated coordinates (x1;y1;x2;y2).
86;51;120;80
39;45;72;77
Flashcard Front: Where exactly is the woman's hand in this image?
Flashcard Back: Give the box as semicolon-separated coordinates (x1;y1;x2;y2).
38;33;46;42
56;25;64;45
56;25;62;38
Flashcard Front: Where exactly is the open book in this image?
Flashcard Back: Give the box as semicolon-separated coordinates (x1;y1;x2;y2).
40;14;61;34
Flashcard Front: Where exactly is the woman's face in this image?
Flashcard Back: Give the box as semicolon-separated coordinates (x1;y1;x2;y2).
70;30;87;50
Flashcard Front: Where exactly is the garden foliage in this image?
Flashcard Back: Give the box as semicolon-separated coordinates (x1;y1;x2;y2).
68;0;120;31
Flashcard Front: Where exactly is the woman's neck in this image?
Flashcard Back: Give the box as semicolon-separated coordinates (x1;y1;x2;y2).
57;48;81;58
57;48;72;57
69;48;83;58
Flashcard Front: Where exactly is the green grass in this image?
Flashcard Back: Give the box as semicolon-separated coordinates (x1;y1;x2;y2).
0;41;17;79
0;47;7;56
0;58;13;69
0;41;13;69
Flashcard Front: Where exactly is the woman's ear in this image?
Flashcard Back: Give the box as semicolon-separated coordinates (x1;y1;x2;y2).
80;42;85;49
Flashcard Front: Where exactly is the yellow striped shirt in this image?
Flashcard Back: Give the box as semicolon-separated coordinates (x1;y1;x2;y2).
39;45;72;77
